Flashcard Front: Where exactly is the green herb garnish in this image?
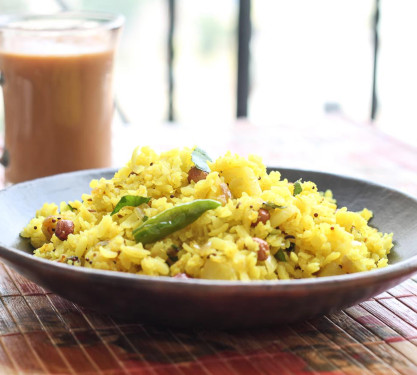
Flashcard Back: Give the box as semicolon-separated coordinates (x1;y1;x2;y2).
263;201;286;210
111;195;151;215
293;179;302;196
67;203;75;212
275;249;286;262
191;147;212;173
142;215;149;222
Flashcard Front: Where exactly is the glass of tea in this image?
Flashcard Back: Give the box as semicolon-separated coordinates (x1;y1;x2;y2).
0;12;124;183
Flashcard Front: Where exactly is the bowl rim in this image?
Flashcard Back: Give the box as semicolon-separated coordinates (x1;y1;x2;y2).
1;167;416;290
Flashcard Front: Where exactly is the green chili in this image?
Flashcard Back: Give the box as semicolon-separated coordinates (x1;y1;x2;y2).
133;199;221;244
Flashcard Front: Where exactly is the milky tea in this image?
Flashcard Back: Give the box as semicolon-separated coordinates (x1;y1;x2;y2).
0;13;123;183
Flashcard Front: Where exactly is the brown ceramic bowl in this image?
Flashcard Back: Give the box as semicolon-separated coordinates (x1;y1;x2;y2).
0;168;416;328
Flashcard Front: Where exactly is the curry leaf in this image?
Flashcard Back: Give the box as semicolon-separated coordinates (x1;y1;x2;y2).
293;179;302;196
191;147;212;173
111;195;150;215
67;203;75;212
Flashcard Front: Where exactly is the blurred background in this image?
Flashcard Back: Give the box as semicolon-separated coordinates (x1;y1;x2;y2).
1;0;416;147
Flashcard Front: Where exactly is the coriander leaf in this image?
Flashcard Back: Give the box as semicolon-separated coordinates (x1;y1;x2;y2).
191;147;212;173
293;179;302;196
275;249;286;262
263;201;286;210
142;215;149;222
111;195;150;215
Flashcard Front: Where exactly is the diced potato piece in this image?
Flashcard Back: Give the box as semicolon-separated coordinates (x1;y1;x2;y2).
222;166;261;198
200;259;237;280
270;206;299;227
318;262;344;277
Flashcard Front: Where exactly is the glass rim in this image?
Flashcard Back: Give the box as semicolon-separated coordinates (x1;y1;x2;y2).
0;11;124;32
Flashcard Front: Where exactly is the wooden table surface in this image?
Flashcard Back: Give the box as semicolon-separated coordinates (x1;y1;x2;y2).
1;114;417;375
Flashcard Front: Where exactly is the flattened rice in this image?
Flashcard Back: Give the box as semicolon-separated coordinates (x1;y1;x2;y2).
21;146;393;280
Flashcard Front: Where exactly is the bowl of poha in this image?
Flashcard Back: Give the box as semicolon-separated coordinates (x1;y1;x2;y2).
0;146;416;328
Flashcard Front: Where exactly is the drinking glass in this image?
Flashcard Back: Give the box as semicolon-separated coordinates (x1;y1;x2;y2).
0;12;123;183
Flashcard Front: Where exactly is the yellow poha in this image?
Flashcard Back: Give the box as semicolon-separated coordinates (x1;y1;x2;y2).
21;146;393;280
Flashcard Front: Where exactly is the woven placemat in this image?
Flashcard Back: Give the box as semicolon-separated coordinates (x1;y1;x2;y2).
1;262;417;375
